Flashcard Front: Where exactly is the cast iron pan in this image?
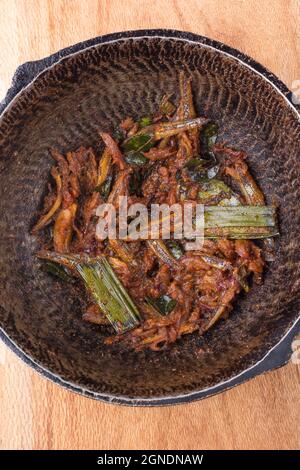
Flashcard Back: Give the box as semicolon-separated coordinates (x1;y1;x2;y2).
0;30;299;406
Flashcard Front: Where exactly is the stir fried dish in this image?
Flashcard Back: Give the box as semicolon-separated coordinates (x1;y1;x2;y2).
31;73;278;351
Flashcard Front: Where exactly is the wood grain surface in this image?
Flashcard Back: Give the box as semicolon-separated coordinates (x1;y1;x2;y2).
0;0;300;450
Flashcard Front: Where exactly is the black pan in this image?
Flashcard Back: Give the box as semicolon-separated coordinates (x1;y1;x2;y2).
0;30;299;406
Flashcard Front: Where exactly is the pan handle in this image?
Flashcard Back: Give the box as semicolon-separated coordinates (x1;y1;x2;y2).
0;59;46;115
11;59;47;88
0;54;59;113
0;35;101;115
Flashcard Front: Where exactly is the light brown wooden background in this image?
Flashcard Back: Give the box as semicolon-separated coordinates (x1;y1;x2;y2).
0;0;300;450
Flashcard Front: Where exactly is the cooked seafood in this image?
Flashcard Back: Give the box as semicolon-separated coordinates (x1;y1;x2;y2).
32;73;278;351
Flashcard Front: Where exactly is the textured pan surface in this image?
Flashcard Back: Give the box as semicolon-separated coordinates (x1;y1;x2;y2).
0;31;300;404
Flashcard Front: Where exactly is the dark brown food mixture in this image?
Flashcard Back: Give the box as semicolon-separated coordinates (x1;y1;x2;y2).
31;73;277;351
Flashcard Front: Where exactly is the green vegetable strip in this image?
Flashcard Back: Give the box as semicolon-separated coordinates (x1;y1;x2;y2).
76;258;140;334
133;206;278;240
37;252;140;334
204;205;277;228
99;258;139;318
76;263;134;333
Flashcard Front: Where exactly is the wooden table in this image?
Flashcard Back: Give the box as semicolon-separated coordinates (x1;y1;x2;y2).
0;0;299;450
